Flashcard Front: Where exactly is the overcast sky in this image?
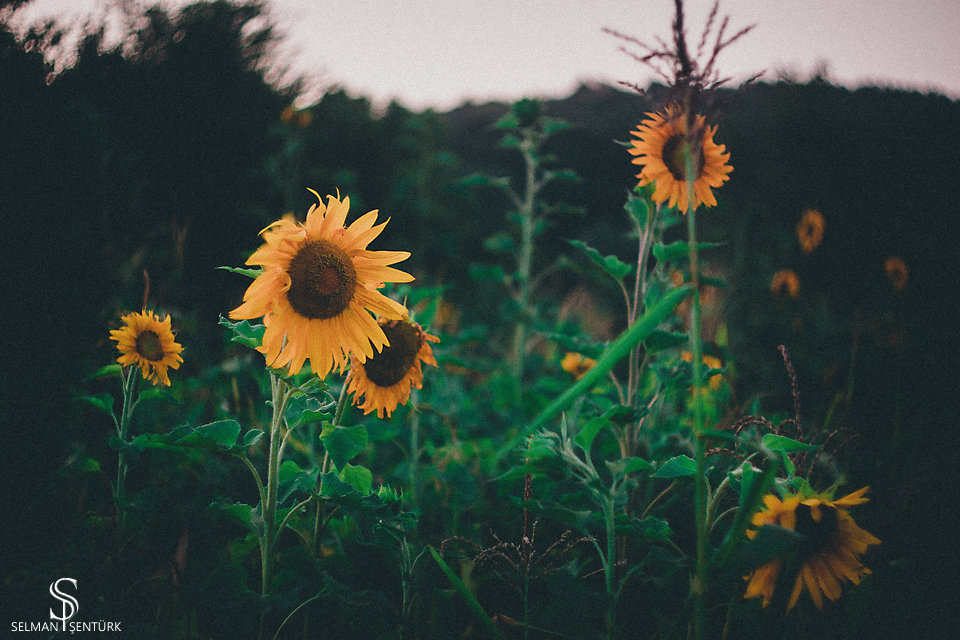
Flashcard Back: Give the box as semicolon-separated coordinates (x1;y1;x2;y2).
10;0;960;110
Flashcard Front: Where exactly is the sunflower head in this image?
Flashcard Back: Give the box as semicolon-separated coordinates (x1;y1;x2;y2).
347;317;439;418
229;190;413;377
884;256;908;291
109;310;184;386
770;269;800;299
796;209;825;254
627;104;732;214
744;486;880;612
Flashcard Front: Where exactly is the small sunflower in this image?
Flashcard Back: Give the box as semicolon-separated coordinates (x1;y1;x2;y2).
770;269;800;299
796;209;825;254
884;256;908;291
680;350;723;391
561;352;596;380
744;486;881;611
109;310;184;386
627;104;732;213
230;190;413;377
347;317;439;418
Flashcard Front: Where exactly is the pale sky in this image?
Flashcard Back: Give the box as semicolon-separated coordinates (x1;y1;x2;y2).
9;0;960;110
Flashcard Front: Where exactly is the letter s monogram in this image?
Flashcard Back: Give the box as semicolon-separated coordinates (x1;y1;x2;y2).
49;578;79;623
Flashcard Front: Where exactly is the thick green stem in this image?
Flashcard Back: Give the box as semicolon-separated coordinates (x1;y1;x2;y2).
511;133;538;400
115;366;139;528
685;132;708;640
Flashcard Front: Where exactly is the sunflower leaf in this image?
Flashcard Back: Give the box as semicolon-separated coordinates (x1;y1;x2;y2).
761;434;819;454
339;463;373;494
569;239;633;282
218;316;265;350
652;455;698;478
80;393;115;418
217;265;263;279
645;329;688;354
320;425;368;471
177;420;241;451
85;364;122;381
625;195;650;228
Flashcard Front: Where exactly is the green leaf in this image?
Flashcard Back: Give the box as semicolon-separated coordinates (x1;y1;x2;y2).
482;232;516;253
137;387;181;404
217;265;263;279
542;117;571;135
545;168;579;183
85;364;122;381
652;241;724;263
458;172;508;189
632;516;672;541
428;546;507;640
241;429;264;449
761;434;818;454
622;457;654;474
80;393;115;418
653;455;697;478
210;501;256;533
279;459;320;502
569;239;633;281
468;263;506;283
318;471;357;498
320;425;368;470
625;196;649;228
496;284;693;460
218;316;265;350
645;329;688;354
177;420;241;450
574;417;609;453
340;463;373;494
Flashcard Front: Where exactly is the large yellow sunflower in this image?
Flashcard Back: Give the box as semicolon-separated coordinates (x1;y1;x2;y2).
744;486;881;611
230;190;413;376
109;310;184;386
628;105;732;213
347;317;439;418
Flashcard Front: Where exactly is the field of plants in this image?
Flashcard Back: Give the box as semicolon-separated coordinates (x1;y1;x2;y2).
2;1;957;639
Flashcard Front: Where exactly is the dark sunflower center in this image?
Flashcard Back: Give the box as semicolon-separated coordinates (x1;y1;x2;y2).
662;133;704;182
363;321;422;387
136;331;164;362
286;240;357;320
794;502;838;560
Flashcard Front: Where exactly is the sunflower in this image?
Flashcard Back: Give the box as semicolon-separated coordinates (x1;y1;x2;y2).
796;209;825;254
628;104;732;213
347;317;439;418
561;352;596;380
884;256;908;291
230;190;413;377
109;310;184;386
770;269;800;299
744;486;880;611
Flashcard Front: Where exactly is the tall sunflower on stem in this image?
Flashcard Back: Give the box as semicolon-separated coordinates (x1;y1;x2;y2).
230;189;413;377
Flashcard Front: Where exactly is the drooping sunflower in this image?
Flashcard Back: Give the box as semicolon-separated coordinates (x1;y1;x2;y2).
796;209;825;254
109;310;184;386
744;486;881;611
628;104;732;213
230;190;413;377
770;269;800;299
347;317;439;418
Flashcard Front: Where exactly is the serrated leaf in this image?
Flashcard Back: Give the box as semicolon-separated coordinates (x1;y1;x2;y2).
318;471;357;498
340;463;373;494
652;241;724;263
652;455;697;478
217;265;263;279
218;316;265;350
320;425;368;470
632;516;672;541
569;239;632;281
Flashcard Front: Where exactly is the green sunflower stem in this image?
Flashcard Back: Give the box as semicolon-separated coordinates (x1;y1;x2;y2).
685;134;709;640
260;371;296;640
510;132;538;404
115;365;139;530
